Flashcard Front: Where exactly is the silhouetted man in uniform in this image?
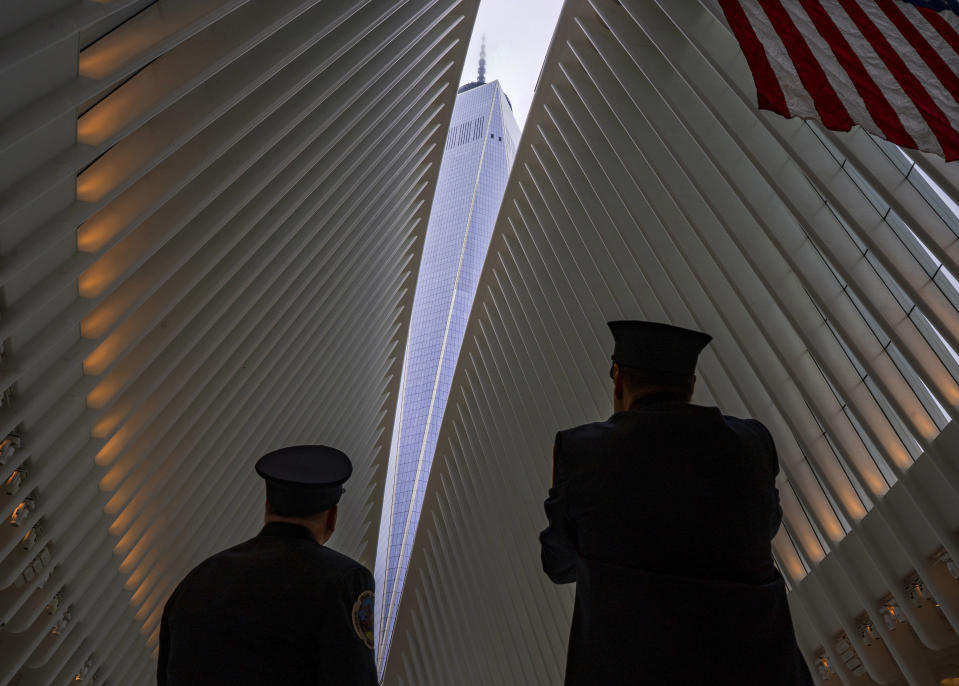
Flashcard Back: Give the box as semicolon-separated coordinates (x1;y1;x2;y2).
158;445;377;685
540;321;813;685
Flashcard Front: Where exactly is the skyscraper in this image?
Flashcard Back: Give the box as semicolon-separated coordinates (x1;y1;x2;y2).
375;47;521;671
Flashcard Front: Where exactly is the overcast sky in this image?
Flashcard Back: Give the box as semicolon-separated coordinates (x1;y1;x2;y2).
458;0;566;130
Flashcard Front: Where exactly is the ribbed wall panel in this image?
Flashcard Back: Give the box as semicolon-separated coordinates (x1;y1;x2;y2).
384;1;959;684
0;0;478;683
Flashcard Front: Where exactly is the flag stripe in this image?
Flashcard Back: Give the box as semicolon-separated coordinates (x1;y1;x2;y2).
826;0;937;148
879;0;959;104
759;0;856;130
720;0;959;160
837;0;959;158
899;0;959;57
917;5;959;54
780;1;880;130
745;1;819;118
719;0;791;116
866;2;957;123
799;0;919;146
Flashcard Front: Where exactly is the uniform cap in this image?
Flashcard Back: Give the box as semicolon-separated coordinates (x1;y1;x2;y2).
255;445;352;517
608;320;712;376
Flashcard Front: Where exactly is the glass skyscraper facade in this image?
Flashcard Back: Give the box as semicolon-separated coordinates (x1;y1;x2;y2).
375;77;520;668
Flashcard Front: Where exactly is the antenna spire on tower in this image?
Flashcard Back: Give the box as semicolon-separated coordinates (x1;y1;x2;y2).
477;35;487;84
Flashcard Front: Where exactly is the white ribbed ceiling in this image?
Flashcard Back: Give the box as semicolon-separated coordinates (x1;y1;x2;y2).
0;0;477;683
383;1;959;684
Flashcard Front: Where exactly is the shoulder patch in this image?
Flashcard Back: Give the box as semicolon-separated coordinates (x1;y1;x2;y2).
351;589;374;649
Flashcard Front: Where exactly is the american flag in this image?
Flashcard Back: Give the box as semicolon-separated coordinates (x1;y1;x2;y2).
719;0;959;160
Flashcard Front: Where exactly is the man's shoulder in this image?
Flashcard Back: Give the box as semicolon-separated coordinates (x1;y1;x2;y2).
312;545;373;581
722;415;778;473
557;404;718;440
722;413;768;430
553;420;623;472
556;406;771;456
177;535;259;579
557;420;609;442
255;536;373;586
722;414;775;447
174;534;371;590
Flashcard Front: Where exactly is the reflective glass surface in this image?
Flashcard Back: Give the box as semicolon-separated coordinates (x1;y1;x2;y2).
375;81;520;669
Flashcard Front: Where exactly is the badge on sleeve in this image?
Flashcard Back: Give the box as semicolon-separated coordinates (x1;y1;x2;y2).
352;590;374;649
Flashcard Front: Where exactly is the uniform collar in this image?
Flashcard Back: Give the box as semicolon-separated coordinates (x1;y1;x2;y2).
258;521;317;542
609;399;719;423
629;392;690;408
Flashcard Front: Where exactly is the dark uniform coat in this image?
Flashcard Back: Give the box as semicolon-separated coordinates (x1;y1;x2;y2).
540;397;814;686
158;522;377;685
